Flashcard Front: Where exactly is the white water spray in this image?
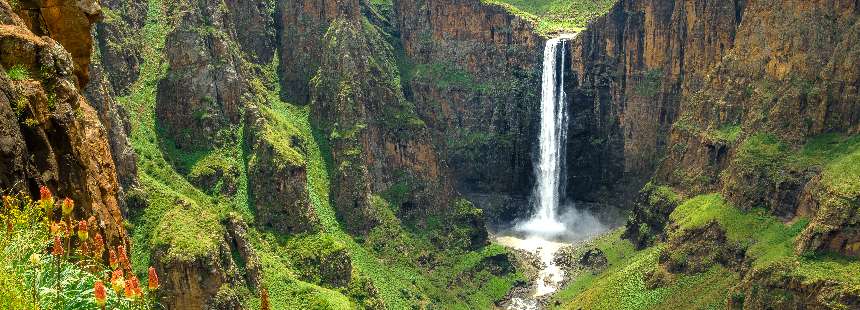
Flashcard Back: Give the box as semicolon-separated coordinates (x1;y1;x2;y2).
518;37;569;237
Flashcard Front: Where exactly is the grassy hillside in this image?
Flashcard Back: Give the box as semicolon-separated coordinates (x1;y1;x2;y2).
553;190;860;309
482;0;617;35
110;0;522;308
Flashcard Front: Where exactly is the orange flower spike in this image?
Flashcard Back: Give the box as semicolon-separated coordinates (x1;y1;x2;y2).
61;198;74;216
109;249;118;269
94;280;107;306
117;245;130;270
129;276;142;298
80;241;90;256
51;235;63;256
148;266;159;290
77;220;89;241
50;222;60;236
124;280;134;298
93;233;105;259
2;195;13;209
110;269;125;293
261;287;270;310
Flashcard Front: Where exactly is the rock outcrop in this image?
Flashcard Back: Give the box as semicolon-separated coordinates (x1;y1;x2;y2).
278;0;361;104
0;0;127;245
278;0;453;234
155;2;246;150
245;105;319;234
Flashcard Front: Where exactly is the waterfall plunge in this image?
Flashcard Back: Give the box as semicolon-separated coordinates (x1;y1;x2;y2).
518;37;569;238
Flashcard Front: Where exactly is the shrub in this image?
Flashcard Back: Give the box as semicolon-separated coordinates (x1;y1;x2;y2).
7;65;30;81
1;188;159;310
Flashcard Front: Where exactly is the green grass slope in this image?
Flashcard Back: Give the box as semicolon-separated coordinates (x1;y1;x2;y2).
482;0;617;35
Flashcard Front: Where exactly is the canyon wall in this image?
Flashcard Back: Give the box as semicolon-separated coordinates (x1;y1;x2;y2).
563;0;746;203
566;0;859;307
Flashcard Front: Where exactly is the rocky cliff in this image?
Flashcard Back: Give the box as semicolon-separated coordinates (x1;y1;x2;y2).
396;0;543;207
0;0;127;245
560;0;859;308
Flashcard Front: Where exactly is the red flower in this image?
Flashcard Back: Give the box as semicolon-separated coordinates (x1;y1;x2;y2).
51;235;63;256
61;198;74;216
109;249;118;269
148;266;159;290
94;280;106;306
39;186;51;202
77;220;89;241
92;233;105;259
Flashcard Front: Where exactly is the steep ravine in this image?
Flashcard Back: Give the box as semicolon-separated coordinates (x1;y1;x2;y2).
3;0;858;308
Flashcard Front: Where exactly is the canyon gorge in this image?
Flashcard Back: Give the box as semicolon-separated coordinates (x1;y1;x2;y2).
0;0;858;309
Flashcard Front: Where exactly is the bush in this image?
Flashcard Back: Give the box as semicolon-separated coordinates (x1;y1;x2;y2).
1;188;159;310
7;65;30;81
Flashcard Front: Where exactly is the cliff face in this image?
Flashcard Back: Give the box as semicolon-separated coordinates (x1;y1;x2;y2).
567;0;859;257
563;0;745;203
396;0;543;202
0;0;127;245
564;0;859;307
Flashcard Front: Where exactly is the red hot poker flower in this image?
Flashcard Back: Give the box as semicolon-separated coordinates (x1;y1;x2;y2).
148;266;159;290
77;220;88;241
50;222;60;236
94;280;107;306
117;245;130;270
129;276;142;298
109;249;118;269
93;233;105;259
261;287;270;310
61;198;74;216
39;186;51;201
52;235;63;256
111;269;125;293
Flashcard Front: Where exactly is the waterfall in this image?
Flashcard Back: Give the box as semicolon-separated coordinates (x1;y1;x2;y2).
519;37;569;237
499;36;609;305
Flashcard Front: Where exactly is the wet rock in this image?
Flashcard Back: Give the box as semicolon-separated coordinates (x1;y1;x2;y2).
578;248;608;271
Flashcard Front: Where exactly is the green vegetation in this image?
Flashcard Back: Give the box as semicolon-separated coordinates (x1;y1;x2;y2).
669;194;807;267
112;1;522;308
553;229;737;309
557;189;860;309
412;62;487;92
633;69;664;97
6;64;30;81
707;124;742;143
482;0;618;35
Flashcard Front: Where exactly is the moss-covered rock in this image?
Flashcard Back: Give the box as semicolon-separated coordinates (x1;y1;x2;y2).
623;183;682;249
246;105;319;234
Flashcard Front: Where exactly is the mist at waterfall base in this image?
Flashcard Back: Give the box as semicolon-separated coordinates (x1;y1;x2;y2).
513;203;609;242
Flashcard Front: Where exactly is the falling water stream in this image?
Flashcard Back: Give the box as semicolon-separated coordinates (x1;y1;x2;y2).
518;36;569;236
496;36;582;310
